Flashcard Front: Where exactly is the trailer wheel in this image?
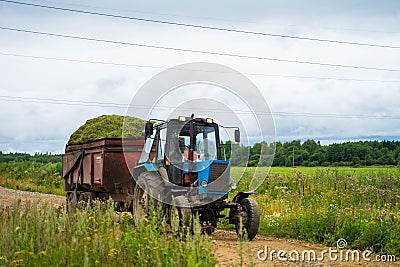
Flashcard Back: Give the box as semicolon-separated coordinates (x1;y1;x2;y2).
235;198;260;241
66;192;75;213
167;196;192;236
133;172;165;221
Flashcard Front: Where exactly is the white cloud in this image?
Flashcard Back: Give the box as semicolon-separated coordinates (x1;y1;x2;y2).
0;0;399;153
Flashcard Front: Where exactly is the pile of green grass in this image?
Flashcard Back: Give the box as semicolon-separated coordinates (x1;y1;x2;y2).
68;115;146;145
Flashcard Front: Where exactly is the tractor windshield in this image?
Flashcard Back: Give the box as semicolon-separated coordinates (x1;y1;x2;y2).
168;121;218;162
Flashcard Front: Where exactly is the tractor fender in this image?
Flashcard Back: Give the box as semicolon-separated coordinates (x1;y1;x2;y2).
133;163;158;181
232;191;255;204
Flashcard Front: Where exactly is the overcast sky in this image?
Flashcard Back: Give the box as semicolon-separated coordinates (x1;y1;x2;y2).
0;0;400;153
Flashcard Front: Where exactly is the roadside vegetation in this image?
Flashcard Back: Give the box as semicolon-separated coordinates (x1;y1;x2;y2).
0;200;216;267
228;166;400;257
0;153;63;195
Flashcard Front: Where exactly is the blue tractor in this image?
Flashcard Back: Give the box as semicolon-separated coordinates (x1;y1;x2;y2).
132;115;260;240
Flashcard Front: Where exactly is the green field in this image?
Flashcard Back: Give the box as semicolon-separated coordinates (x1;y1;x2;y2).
271;166;399;175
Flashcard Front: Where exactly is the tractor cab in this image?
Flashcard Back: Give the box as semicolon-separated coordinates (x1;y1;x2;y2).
138;116;233;196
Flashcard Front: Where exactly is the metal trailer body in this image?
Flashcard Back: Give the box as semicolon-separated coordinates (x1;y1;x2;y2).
62;138;155;205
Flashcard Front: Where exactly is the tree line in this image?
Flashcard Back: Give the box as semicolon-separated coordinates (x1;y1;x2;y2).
1;139;400;167
0;152;61;164
226;140;400;167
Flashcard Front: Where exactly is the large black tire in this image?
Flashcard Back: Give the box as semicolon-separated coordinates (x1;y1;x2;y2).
235;198;260;241
133;172;165;221
167;196;192;236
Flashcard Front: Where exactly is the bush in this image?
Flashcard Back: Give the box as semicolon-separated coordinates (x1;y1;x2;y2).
308;161;319;167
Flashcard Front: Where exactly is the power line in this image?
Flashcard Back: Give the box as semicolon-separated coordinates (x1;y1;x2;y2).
1;26;400;72
2;52;400;83
25;0;255;26
2;0;400;49
0;52;164;70
0;95;399;120
23;0;400;36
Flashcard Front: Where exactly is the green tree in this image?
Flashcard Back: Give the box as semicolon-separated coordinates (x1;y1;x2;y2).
302;139;320;155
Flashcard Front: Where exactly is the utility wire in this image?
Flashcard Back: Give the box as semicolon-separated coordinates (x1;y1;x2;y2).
0;95;399;120
1;52;400;83
1;26;399;72
23;0;400;35
1;0;400;49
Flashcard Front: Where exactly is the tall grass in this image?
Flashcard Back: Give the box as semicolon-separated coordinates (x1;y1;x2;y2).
0;200;217;267
230;167;400;256
2;162;400;259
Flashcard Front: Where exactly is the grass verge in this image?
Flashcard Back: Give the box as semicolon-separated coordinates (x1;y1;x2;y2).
0;200;217;267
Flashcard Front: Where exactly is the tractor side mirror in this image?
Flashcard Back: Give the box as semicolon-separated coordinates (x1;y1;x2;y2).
144;122;153;137
234;129;240;143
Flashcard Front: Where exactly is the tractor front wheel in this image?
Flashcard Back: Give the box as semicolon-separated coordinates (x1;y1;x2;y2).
167;196;192;236
235;198;260;241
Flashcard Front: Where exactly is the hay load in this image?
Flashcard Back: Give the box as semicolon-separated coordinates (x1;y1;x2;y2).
67;114;146;145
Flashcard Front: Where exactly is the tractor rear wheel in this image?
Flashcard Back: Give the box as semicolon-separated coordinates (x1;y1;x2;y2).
235;198;260;241
133;171;165;222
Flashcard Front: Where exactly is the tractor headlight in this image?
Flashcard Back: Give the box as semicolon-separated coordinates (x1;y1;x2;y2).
206;118;213;123
230;182;237;190
178;116;186;122
200;180;208;188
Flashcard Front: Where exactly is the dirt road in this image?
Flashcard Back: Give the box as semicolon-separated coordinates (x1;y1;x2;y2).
0;186;398;267
212;230;400;266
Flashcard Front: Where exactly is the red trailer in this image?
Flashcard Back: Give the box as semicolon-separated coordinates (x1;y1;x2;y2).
62;138;154;209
